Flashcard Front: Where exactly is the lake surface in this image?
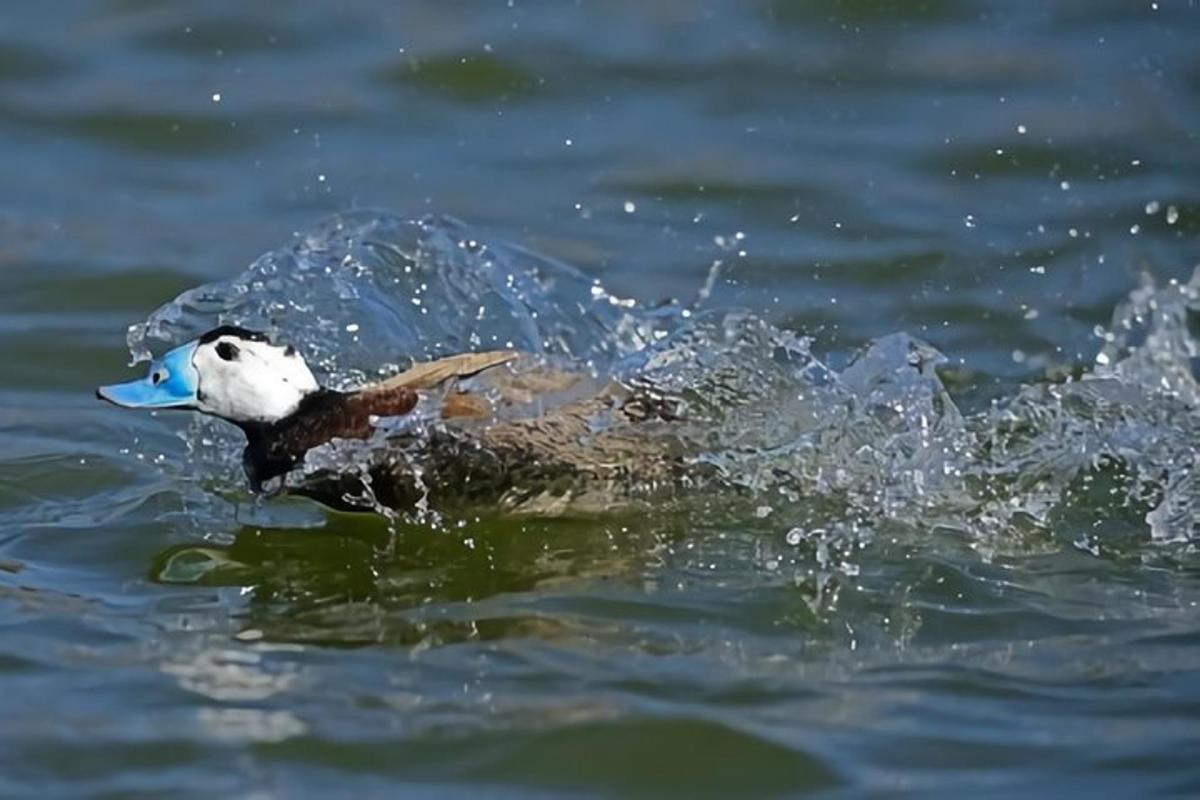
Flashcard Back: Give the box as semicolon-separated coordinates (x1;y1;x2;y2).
2;1;1199;796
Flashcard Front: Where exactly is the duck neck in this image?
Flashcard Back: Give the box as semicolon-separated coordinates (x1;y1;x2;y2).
236;385;418;490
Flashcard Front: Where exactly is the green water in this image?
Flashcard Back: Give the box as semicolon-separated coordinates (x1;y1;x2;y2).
2;1;1200;796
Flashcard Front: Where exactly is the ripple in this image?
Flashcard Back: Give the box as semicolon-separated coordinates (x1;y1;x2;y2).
265;716;841;795
137;17;310;55
375;53;541;103
0;41;70;82
47;109;256;155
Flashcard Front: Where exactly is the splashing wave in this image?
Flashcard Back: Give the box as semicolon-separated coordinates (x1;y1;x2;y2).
129;211;1200;549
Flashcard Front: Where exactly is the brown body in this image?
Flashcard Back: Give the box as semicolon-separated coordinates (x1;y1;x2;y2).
283;352;690;515
239;386;419;489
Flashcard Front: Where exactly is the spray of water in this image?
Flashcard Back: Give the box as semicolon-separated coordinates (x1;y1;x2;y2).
127;212;1200;558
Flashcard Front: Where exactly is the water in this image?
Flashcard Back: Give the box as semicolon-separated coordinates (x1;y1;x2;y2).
2;1;1199;796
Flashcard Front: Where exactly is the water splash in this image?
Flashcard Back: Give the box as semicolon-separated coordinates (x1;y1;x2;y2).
128;211;671;385
124;212;1200;552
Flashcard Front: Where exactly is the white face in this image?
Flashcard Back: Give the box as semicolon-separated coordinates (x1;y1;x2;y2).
191;334;319;423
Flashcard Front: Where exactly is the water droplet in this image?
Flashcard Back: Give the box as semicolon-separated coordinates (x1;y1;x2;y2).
211;92;222;103
623;200;636;214
1166;205;1179;225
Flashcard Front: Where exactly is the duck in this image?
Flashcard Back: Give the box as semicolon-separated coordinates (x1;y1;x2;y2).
97;326;689;515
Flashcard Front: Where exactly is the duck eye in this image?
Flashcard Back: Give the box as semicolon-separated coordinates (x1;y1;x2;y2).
216;342;239;361
151;370;165;385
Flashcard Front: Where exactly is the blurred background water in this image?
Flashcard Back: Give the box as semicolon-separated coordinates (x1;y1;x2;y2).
1;1;1199;796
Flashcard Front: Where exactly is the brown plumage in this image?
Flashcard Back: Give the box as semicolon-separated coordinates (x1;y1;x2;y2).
293;355;691;516
241;351;518;490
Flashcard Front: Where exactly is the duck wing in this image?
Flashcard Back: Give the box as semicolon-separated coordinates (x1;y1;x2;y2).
359;350;519;394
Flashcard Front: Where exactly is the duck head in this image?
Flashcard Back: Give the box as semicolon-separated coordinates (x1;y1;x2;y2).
97;326;320;424
98;325;420;490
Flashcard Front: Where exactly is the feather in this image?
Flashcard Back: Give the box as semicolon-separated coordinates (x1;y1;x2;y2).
359;350;519;394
